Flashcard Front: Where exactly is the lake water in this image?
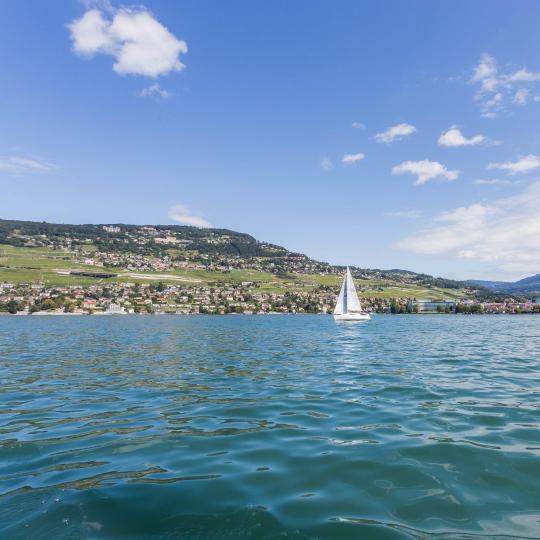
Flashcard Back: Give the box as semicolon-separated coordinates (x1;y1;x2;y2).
1;314;540;539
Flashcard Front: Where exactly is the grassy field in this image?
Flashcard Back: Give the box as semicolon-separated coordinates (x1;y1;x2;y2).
0;244;469;300
0;245;103;286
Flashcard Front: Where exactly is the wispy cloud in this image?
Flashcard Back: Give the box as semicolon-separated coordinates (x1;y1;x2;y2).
67;6;187;78
481;92;503;118
351;122;366;129
506;68;540;83
321;156;333;171
0;155;54;176
392;160;459;186
470;53;499;93
469;53;540;117
397;182;540;277
375;123;416;144
473;179;513;186
386;210;421;219
139;83;172;99
168;204;211;228
513;88;529;105
81;0;114;10
342;152;365;164
488;154;540;175
437;126;491;147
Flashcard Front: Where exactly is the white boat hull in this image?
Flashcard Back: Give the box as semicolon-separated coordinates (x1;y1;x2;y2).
333;312;371;321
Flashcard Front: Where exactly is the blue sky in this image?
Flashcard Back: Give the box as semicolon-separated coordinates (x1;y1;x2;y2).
2;1;540;280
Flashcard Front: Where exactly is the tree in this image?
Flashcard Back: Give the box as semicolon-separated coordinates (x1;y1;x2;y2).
7;300;18;314
41;299;56;311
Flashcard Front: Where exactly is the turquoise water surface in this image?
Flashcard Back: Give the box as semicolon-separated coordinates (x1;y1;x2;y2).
1;314;540;539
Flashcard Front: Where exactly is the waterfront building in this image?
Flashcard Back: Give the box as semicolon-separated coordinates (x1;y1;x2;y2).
409;300;456;312
104;303;126;315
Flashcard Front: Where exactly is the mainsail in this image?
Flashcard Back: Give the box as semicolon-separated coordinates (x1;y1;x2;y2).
334;267;363;315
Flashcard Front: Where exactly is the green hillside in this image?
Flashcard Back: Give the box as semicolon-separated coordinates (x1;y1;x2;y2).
0;243;470;300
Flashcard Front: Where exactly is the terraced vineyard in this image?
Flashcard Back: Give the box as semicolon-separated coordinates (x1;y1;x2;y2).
0;244;471;300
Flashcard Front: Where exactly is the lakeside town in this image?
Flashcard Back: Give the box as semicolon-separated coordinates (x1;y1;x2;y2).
2;281;540;316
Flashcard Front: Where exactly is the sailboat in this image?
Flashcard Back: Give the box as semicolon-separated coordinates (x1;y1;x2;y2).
333;267;371;321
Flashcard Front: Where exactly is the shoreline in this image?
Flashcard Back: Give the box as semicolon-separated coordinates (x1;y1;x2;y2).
2;311;539;317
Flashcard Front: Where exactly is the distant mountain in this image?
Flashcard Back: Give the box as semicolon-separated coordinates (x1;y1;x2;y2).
468;274;540;294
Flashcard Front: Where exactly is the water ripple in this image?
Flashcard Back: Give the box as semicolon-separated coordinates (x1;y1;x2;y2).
1;314;540;538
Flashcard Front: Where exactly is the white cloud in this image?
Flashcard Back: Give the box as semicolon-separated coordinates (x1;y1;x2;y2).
488;154;540;175
139;83;171;99
397;182;540;277
375;123;416;143
513;88;529;105
386;210;421;219
506;68;540;83
481;92;503;118
470;53;499;93
469;54;540;116
437;127;486;147
0;155;54;176
168;205;211;228
473;179;512;185
321;156;333;171
68;7;187;78
351;122;366;129
342;152;365;164
392;160;459;186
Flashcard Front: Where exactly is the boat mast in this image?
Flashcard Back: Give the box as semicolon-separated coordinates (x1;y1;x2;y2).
343;267;348;314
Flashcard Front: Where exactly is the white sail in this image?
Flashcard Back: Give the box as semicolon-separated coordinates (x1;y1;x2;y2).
344;267;362;312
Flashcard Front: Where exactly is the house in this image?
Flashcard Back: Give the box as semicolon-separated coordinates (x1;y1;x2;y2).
155;235;180;244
